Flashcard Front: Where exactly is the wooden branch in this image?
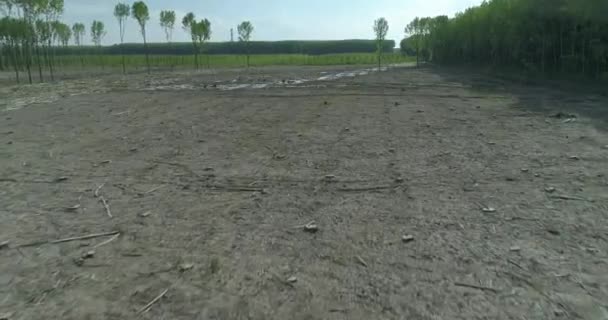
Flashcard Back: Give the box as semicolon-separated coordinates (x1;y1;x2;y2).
138;288;169;314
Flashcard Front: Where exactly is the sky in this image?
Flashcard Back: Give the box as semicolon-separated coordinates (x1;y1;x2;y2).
62;0;483;45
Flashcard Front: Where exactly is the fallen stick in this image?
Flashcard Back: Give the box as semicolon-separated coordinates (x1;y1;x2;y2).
144;185;166;194
94;183;105;198
550;195;590;202
337;185;395;192
210;185;265;192
138;288;169;314
17;231;121;248
454;282;499;293
93;233;120;249
99;196;113;218
51;231;120;244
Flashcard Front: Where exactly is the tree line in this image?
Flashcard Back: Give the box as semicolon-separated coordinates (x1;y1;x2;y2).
1;0;396;83
50;40;395;56
401;0;608;78
0;0;261;82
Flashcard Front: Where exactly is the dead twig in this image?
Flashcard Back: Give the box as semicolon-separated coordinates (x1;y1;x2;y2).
17;231;120;248
138;288;169;314
355;255;368;267
144;185;166;194
93;233;120;249
94;183;105;198
99;196;112;218
550;194;591;202
337;185;396;192
454;282;499;293
210;185;265;193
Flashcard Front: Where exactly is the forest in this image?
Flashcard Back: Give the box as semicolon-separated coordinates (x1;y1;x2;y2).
403;0;608;78
52;40;396;56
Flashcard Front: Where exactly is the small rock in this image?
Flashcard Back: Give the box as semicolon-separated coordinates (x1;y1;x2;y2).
482;207;497;213
323;175;336;181
521;168;529;173
476;106;481;109
304;222;319;233
545;187;556;193
65;204;81;211
55;176;69;182
7;141;12;145
547;228;560;236
394;102;400;106
510;246;521;252
388;148;396;153
179;263;194;272
129;148;138;152
323;101;329;105
395;177;404;183
569;156;580;160
416;110;423;113
401;235;414;243
534;173;541;177
82;250;95;259
287;276;298;283
139;211;152;217
0;241;9;250
203;167;214;171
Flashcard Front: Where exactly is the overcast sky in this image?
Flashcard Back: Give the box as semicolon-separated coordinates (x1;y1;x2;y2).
62;0;482;45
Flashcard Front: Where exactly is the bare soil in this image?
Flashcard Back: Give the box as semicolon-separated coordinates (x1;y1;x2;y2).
1;65;607;320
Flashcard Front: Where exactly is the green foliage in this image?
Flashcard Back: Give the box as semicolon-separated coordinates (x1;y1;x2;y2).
237;21;254;42
72;22;84;45
159;10;175;42
90;20;105;46
373;17;389;68
131;1;149;39
410;0;608;77
113;3;129;43
54;40;396;56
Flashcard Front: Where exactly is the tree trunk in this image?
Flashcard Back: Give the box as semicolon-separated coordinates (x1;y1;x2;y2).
35;44;44;82
9;41;20;84
121;43;126;74
143;32;150;74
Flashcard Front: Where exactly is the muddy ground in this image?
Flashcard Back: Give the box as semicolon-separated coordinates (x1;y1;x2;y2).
0;65;607;320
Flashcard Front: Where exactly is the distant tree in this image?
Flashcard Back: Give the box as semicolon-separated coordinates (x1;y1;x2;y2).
230;28;234;42
182;12;198;68
114;2;130;73
55;22;71;47
90;20;105;46
192;18;211;68
405;17;422;66
237;21;254;67
160;10;176;43
72;22;85;46
72;22;85;67
132;1;150;73
373;17;389;70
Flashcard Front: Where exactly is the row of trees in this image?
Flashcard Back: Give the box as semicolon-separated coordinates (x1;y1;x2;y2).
402;0;608;78
0;0;257;81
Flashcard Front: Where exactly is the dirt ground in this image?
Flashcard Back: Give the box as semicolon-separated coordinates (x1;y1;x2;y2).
1;65;607;320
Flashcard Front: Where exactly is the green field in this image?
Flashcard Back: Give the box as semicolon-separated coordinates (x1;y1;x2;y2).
53;53;413;70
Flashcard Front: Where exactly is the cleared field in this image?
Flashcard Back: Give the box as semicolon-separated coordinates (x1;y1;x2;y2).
1;65;607;320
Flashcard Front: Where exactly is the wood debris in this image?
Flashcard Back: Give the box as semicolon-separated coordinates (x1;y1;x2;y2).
138;288;169;314
355;255;368;267
454;282;499;293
